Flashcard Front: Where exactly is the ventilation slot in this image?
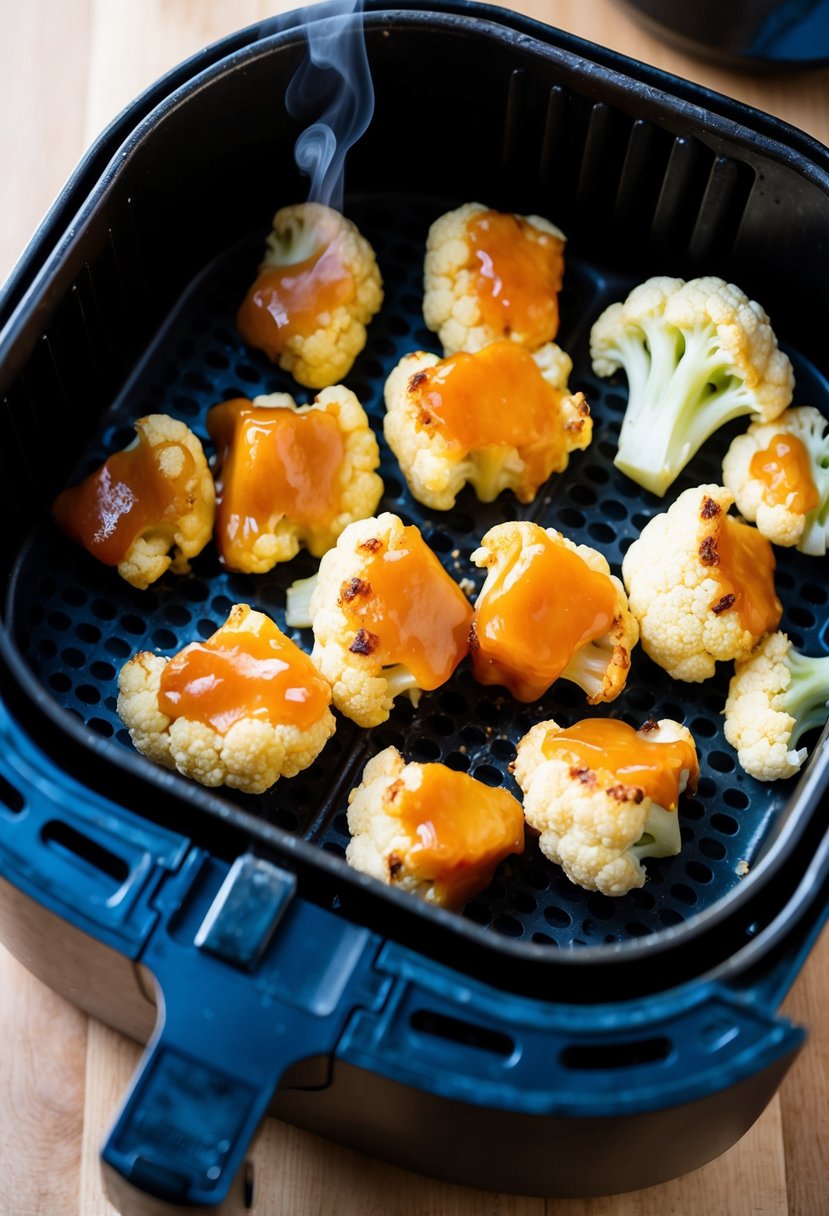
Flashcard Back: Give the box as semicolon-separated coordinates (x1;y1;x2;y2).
560;1037;672;1071
410;1009;515;1058
0;774;24;816
41;821;130;888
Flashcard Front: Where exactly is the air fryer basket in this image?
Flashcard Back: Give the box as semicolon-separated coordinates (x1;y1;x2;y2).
2;2;829;1207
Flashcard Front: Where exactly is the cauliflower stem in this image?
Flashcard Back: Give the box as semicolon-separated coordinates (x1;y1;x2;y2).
631;803;682;860
785;648;829;746
286;573;318;628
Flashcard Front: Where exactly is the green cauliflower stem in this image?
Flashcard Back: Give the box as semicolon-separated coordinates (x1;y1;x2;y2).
724;631;829;780
591;276;793;497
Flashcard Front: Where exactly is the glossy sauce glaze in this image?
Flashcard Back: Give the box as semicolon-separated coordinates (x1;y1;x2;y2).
706;513;782;637
158;614;330;735
208;398;345;567
237;239;354;360
341;525;473;689
472;530;617;701
749;432;819;514
52;434;196;565
411;341;568;486
391;763;524;909
542;719;699;809
466;210;564;348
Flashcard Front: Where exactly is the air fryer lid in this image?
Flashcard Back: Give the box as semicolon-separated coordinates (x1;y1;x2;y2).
2;5;829;1002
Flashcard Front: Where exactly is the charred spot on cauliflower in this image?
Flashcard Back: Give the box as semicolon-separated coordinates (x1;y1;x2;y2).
285;513;472;728
724;631;829;780
346;746;525;909
470;521;638;704
590;276;793;497
514;717;698;897
722;406;829;555
207;387;383;573
52;414;214;590
237;202;383;389
117;604;335;795
622;484;782;682
423;202;566;356
383;340;591;511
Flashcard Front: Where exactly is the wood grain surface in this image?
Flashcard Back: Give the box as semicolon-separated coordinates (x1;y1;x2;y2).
1;2;828;1213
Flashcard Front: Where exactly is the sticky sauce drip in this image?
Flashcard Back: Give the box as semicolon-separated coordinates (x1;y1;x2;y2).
471;529;617;702
412;341;566;488
542;719;699;810
341;525;473;689
52;436;196;565
237;238;355;360
749;432;819;514
391;764;524;909
208;398;346;567
466;210;564;348
158;616;330;735
709;515;782;637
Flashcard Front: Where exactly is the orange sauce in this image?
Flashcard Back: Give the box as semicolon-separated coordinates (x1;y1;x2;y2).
208;398;346;567
466;210;564;348
158;616;330;735
749;432;819;514
392;764;524;908
341;525;472;689
236;239;355;360
709;515;782;637
412;341;567;488
471;529;617;701
542;719;699;809
52;435;196;565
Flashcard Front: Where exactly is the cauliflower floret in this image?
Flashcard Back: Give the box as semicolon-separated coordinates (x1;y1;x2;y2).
117;604;335;795
514;717;698;897
236;203;383;388
346;746;524;909
383;340;591;511
590;276;793;496
470;521;638;703
722;406;829;554
622;484;782;682
207;387;383;573
52;414;214;590
724;631;829;780
423;202;566;355
286;513;473;728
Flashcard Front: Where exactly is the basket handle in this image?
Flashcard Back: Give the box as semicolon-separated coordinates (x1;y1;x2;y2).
100;851;385;1215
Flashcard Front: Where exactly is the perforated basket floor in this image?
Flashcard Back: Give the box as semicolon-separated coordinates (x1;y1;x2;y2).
10;192;829;948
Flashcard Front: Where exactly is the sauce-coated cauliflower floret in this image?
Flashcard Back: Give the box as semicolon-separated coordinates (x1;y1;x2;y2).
207;387;383;573
383;341;590;511
470;521;638;704
117;604;335;794
423;202;566;356
722;406;829;555
237;203;383;389
514;717;698;897
346;746;524;909
285;513;473;728
52;415;214;590
590;275;793;496
724;631;829;780
622;484;782;682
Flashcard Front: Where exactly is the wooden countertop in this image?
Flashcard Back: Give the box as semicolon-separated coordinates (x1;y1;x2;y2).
1;2;828;1213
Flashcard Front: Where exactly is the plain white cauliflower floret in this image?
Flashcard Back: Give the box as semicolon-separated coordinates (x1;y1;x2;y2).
514;718;698;897
346;746;524;909
622;484;781;682
724;631;829;780
117;605;335;795
52;414;215;590
207;387;383;573
286;513;472;728
237;203;383;388
423;201;566;355
722;406;829;554
470;521;638;704
590;275;793;496
383;342;591;511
